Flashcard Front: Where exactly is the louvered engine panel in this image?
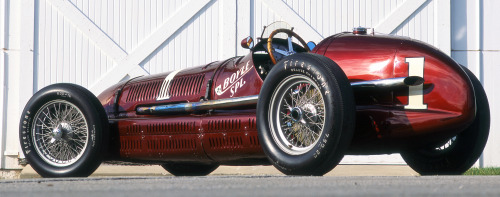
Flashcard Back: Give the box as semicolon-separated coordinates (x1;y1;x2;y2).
207;119;242;132
168;74;204;97
126;80;163;102
146;136;197;152
117;117;210;161
123;122;197;136
201;114;264;161
208;135;244;149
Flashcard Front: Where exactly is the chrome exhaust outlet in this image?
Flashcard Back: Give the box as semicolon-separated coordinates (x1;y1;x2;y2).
350;76;424;91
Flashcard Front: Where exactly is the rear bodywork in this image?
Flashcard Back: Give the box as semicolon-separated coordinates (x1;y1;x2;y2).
98;32;476;164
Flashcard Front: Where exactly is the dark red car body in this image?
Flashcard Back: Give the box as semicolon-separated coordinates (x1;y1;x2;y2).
97;32;475;164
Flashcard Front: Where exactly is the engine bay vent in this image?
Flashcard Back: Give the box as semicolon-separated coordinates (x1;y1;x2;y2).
249;135;260;147
208;119;242;132
248;118;256;129
124;121;197;135
145;122;196;135
120;138;142;151
125;125;142;135
168;74;205;97
146;137;197;151
208;136;244;149
126;80;163;102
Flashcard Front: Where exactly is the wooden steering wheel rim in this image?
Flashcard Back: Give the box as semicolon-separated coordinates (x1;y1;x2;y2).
267;29;310;64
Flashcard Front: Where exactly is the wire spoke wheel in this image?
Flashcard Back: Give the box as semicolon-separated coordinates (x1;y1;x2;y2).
270;75;325;155
257;53;355;176
20;83;109;177
32;100;89;167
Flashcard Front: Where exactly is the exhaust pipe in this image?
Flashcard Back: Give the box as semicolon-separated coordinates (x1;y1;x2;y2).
350;76;424;91
137;95;259;115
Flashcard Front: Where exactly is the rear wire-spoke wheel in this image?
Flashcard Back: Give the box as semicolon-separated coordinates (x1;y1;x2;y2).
270;75;325;155
20;83;109;177
33;100;89;167
257;53;355;176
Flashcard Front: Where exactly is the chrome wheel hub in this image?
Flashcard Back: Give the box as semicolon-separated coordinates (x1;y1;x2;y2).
50;122;74;143
290;107;303;122
269;75;326;155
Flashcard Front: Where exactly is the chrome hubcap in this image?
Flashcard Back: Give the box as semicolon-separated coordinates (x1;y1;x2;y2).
50;122;74;143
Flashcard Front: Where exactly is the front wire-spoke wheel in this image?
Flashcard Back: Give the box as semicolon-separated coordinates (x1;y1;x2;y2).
20;84;109;177
270;75;325;155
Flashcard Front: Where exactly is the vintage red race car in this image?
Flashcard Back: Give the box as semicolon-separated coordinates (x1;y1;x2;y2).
20;22;489;177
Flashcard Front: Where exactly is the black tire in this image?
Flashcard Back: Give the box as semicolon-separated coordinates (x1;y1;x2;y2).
401;66;490;175
19;83;109;177
257;53;355;176
161;163;219;176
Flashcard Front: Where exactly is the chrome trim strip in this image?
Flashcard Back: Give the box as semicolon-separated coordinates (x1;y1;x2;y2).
157;69;184;101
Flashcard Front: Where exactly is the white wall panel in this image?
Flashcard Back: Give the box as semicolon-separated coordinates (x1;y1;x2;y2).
69;0;188;53
482;0;500;51
393;1;436;45
141;0;220;74
36;0;115;89
283;0;405;35
451;0;500;167
481;51;500;166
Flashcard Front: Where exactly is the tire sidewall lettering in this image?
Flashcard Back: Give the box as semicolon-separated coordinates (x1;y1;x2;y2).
284;59;331;96
21;111;33;155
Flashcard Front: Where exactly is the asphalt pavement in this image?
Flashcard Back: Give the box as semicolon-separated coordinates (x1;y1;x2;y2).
2;175;500;197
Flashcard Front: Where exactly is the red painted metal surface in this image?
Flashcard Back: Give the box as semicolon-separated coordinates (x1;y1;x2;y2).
99;53;267;163
98;32;477;161
318;33;475;150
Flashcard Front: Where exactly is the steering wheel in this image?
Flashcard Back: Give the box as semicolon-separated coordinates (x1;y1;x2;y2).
267;29;310;64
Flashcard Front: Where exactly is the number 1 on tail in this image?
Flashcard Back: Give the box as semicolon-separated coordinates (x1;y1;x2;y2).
405;57;427;110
